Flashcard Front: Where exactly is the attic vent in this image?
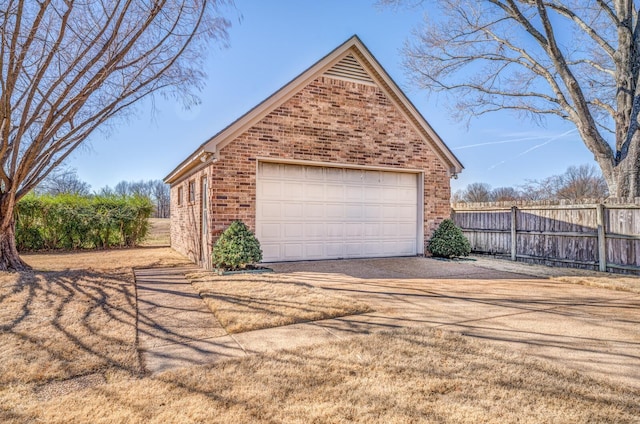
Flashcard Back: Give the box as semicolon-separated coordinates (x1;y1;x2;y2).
324;54;375;84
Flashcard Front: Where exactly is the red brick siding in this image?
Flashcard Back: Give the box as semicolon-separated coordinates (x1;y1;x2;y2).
170;76;451;266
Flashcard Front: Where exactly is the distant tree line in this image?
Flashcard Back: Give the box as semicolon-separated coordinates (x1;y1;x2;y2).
36;168;170;218
453;164;609;203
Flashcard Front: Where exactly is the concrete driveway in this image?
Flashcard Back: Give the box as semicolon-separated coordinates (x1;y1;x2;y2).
270;257;640;389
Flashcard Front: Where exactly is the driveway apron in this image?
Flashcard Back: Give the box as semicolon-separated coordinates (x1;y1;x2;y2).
271;257;640;389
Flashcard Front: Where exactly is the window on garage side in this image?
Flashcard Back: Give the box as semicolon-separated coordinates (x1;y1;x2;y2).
177;186;184;206
188;180;196;203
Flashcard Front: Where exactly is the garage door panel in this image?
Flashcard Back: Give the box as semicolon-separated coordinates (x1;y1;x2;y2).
305;183;325;200
325;184;345;200
261;244;281;262
346;223;363;237
345;243;363;257
364;170;380;184
283;244;303;260
261;162;282;177
397;240;417;254
364;223;381;237
345;186;363;201
398;173;417;186
382;223;399;236
396;187;416;201
283;181;304;197
398;205;417;219
364;205;382;219
326;223;344;237
364;186;380;201
283;164;304;179
304;243;324;258
304;223;325;238
257;162;419;262
262;181;282;197
326;203;344;218
304;203;324;219
344;169;362;182
283;203;303;218
381;187;398;202
326;167;344;181
397;223;416;237
283;223;303;238
380;172;398;185
260;223;281;240
261;202;282;218
325;243;344;257
382;205;399;219
306;166;324;180
345;205;362;219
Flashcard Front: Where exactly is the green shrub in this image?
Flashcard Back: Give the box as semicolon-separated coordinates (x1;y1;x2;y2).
14;193;152;251
428;219;471;258
212;221;263;270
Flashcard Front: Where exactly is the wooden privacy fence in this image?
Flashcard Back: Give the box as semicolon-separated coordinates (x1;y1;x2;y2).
451;199;640;274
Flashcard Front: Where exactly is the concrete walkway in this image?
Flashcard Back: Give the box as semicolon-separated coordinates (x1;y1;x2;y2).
135;266;360;374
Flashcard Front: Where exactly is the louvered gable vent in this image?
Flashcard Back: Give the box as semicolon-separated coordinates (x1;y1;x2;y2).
324;54;374;84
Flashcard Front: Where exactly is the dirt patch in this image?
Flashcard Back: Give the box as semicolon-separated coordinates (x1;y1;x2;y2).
187;271;373;333
34;373;107;401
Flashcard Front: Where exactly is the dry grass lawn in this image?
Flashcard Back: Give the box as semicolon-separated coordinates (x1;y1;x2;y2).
0;248;190;398
186;271;373;333
5;328;640;423
140;218;171;247
2;248;640;423
472;255;640;294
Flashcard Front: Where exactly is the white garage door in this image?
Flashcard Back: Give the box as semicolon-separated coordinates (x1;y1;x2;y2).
256;162;419;262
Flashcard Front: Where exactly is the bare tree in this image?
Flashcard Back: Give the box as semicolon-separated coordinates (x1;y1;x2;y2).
522;164;609;200
36;167;91;196
109;179;170;218
461;182;494;202
151;180;170;218
492;186;521;201
384;0;640;198
0;1;231;270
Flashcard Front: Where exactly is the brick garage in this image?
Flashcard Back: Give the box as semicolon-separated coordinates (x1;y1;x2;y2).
165;36;463;267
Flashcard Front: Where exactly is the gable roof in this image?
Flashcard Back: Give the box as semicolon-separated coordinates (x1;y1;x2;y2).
164;35;463;184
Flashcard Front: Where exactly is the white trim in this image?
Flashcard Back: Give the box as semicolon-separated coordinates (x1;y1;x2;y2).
256;156;424;174
417;172;425;255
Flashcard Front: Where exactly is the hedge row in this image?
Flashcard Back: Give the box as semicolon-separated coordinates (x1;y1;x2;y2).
15;194;153;251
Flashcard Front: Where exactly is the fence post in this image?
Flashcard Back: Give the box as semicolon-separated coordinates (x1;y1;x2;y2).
596;203;607;272
511;206;517;261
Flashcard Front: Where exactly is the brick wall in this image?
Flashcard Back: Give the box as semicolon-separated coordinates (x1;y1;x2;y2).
170;75;452;267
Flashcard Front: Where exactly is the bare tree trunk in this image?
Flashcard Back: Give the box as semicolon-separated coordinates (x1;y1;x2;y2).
609;156;640;198
0;208;30;272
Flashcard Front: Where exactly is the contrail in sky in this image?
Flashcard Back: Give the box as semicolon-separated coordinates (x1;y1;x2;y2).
488;128;578;170
453;135;554;150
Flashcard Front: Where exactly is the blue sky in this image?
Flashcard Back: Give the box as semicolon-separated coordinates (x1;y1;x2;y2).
66;0;596;193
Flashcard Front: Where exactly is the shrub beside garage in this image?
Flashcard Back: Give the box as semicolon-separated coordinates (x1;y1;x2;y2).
15;194;153;251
